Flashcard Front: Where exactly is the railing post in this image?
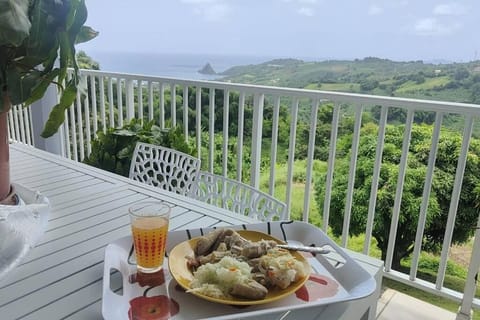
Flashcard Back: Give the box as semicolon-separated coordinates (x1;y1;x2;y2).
456;214;480;320
250;93;264;189
30;84;64;156
126;79;134;121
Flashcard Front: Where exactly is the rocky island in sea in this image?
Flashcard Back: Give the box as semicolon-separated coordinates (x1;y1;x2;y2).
198;62;216;75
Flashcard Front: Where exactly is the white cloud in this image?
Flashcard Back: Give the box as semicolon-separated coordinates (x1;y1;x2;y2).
181;0;232;21
433;3;467;16
414;17;461;36
202;4;231;21
298;7;315;16
180;0;218;3
283;0;319;17
283;0;318;3
368;5;383;16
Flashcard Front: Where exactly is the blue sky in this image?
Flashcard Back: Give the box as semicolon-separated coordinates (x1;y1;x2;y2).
79;0;479;62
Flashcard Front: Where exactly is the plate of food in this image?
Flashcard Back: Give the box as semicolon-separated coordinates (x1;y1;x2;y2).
168;228;311;305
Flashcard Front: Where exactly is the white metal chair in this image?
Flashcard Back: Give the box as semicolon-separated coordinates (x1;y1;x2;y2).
129;142;201;196
189;171;287;221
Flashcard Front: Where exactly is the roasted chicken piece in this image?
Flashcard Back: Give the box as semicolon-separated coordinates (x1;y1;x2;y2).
230;279;268;300
240;240;277;259
195;228;231;256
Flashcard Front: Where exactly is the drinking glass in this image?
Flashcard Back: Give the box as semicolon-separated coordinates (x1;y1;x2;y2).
129;201;171;273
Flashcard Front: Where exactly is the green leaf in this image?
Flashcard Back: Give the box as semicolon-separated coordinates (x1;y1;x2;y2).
25;0;60;65
114;129;137;137
66;0;88;74
68;1;88;37
6;66;41;106
24;69;61;106
58;31;71;83
0;0;30;46
41;81;77;138
66;0;82;30
76;26;99;44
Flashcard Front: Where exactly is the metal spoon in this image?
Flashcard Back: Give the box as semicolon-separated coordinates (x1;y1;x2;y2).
276;244;330;255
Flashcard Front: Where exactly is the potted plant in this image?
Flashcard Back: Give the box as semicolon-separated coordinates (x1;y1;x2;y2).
0;0;98;204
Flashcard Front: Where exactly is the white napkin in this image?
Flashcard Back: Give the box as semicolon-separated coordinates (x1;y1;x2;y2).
0;183;50;280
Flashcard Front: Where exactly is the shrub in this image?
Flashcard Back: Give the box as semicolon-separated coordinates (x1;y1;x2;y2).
83;119;195;176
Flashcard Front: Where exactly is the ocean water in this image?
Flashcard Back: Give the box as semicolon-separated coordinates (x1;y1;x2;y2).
85;51;276;80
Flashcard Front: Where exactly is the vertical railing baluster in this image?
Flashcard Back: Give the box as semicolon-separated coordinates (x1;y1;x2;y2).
63;109;71;159
171;83;176;127
410;112;443;280
18;105;26;143
99;76;106;133
159;82;165;129
385;109;414;271
69;101;77;161
90;74;98;137
208;88;215;173
24;107;32;145
84;86;91;157
195;86;202;160
117;78;124;127
13;105;20;142
107;77;114;128
363;105;388;254
7;109;14;141
8;108;16;141
436;116;474;289
125;79;134;122
322;103;341;232
456;214;480;320
285;97;299;218
236;92;245;181
268;96;281;196
76;88;84;161
251;93;265;189
341;104;364;248
222;90;229;177
303;98;320;222
183;85;189;141
148;81;154;121
137;79;143;123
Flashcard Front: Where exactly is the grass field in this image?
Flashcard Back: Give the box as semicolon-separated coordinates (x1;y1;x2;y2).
394;76;450;93
305;82;361;92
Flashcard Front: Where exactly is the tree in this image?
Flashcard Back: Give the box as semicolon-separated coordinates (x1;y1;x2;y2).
76;51;100;70
315;122;480;269
359;79;379;91
454;67;470;81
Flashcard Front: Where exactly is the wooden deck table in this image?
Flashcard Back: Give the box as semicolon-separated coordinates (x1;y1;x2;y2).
1;143;383;320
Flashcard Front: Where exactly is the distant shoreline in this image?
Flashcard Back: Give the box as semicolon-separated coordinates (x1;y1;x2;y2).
82;51;474;82
84;51;277;80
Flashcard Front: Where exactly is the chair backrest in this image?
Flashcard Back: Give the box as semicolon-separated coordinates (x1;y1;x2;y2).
189;171;287;221
129;142;201;196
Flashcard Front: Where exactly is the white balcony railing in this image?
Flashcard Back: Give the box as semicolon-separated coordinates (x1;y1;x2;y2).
8;69;480;318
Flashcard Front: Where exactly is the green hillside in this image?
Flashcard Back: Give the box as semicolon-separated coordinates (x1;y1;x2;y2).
221;57;480;104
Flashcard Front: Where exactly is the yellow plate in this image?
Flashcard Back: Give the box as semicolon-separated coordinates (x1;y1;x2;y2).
168;230;311;305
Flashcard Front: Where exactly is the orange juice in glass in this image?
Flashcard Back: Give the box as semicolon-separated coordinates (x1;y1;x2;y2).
129;202;171;273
